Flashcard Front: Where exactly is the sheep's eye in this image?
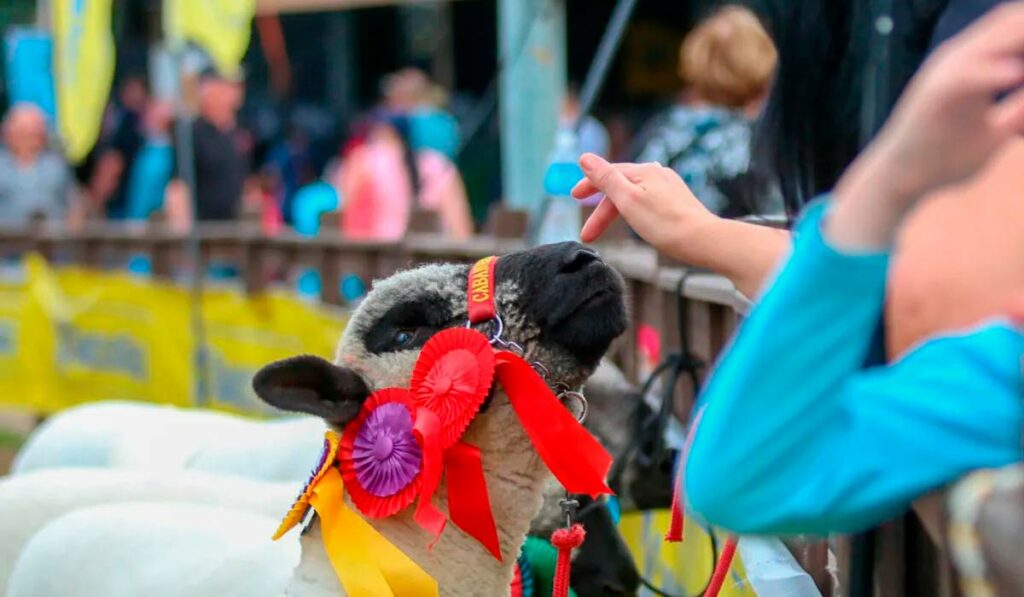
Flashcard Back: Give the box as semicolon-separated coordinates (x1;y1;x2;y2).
393;328;416;347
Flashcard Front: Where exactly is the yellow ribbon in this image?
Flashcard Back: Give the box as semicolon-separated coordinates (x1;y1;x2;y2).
312;467;438;597
274;432;439;597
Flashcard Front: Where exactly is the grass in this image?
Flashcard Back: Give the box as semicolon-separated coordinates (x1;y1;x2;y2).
0;426;25;450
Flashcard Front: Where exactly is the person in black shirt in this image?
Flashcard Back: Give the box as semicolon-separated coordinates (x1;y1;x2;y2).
166;69;251;223
80;74;148;219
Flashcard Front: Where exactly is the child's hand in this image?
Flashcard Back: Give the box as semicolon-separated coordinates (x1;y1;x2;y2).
572;155;715;253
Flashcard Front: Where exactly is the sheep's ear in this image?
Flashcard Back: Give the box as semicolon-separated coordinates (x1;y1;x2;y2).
252;355;370;426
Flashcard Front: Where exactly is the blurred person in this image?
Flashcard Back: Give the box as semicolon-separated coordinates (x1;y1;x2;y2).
165;68;254;224
0;103;76;223
124;101;174;221
634;5;778;215
335;114;472;241
87;74;149;219
383;68;460;160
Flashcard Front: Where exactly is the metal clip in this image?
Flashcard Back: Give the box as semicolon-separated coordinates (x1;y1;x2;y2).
559;494;580;528
466;316;505;345
504;340;526;357
531;361;551;379
559;390;589;424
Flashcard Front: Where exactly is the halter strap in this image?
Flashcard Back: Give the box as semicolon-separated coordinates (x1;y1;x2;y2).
467;256;498;324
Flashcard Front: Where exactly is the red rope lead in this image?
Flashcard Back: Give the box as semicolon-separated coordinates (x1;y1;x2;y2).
665;478;685;542
550;523;586;597
706;536;739;597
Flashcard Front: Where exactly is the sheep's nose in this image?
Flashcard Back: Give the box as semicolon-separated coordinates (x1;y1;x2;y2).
559;245;602;274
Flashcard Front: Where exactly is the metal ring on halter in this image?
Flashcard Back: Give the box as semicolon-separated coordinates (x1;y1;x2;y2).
532;361;551;379
559;390;588;424
501;340;526;357
466;315;504;344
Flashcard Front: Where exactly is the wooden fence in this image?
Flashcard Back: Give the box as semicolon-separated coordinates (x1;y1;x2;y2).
0;209;960;597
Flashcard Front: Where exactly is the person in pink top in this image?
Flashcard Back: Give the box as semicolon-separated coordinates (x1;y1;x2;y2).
336;115;472;241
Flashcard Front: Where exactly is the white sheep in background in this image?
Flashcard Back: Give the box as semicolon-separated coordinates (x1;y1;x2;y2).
12;401;326;482
0;468;298;589
6;241;630;596
10;502;302;597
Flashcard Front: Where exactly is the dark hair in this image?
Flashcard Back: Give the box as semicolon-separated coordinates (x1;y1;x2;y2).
749;0;948;214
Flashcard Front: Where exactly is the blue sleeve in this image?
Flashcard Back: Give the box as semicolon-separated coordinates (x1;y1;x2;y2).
684;199;1024;536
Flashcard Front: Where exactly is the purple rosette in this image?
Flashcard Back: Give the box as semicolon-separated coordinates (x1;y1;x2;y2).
352;402;422;497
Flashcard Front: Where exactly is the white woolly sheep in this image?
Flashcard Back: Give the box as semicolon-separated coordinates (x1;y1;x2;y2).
12;401;326;481
0;468;298;589
9;501;302;597
7;241;629;597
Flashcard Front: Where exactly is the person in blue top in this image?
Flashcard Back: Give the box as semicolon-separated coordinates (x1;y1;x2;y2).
574;3;1024;536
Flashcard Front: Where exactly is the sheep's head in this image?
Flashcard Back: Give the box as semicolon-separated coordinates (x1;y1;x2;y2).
253;241;627;429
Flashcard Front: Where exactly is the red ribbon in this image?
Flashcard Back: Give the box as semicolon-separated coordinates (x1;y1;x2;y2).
706;536;739;597
666;479;684;543
495;352;613;497
666;405;705;543
412;407;446;543
445;441;502;560
467;256;498;324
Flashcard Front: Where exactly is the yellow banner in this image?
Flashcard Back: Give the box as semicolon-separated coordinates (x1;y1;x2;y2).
165;0;255;77
200;288;346;415
52;0;116;163
0;255;346;416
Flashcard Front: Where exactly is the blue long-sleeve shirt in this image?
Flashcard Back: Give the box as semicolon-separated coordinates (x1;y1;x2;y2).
684;198;1023;536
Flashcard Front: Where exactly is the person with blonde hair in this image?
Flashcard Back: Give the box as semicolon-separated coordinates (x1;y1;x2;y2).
679;5;777;113
634;5;778;215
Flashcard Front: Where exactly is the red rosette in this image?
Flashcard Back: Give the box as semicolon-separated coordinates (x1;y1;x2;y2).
339;388;423;519
409;327;496;449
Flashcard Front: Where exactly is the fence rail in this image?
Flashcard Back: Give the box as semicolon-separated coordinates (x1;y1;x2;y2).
0;216;958;597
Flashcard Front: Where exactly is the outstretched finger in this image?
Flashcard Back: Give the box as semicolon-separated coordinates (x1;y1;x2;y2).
574;158;651;200
579;154;642;200
580;197;620;243
572;178;601;199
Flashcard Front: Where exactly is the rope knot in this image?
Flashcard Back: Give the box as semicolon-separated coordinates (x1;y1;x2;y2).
551;523;586;597
550;523;586;550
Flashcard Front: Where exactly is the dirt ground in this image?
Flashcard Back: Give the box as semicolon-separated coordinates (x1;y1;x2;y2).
0;408;35;474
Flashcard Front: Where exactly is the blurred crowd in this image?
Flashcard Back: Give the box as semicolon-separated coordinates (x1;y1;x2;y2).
0;4;779;240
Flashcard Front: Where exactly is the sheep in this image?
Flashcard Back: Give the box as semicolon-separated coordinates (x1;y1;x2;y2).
9;501;303;597
0;468;299;589
7;241;629;597
12;401;326;482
